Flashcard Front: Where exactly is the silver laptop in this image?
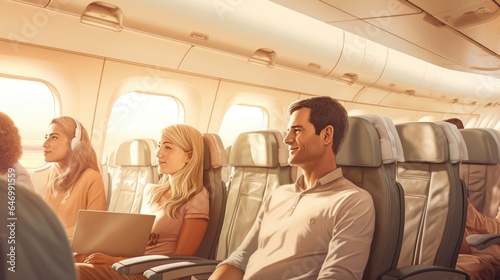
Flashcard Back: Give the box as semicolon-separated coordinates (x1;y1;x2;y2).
71;210;155;257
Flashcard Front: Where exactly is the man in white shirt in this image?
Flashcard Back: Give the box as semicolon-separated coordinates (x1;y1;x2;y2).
209;96;375;280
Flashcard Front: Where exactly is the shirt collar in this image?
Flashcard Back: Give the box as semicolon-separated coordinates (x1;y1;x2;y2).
295;168;344;192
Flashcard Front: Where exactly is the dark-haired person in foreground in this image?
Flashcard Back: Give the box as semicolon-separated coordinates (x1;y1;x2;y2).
0;112;34;191
210;96;375;280
0;177;77;280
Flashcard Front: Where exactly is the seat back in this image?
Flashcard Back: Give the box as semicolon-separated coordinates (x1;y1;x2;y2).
196;133;228;259
337;115;405;280
108;139;159;213
216;130;293;259
459;128;500;218
395;122;467;268
102;150;117;208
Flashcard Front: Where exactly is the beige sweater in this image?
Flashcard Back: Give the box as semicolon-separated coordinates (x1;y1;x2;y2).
45;167;107;237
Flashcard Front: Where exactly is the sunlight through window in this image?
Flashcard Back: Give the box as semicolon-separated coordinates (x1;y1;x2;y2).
218;105;268;148
103;92;184;160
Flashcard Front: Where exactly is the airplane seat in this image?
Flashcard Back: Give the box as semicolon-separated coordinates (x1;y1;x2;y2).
103;150;117;208
216;129;293;260
196;133;229;259
100;157;110;208
135;118;408;280
459;128;500;218
220;145;232;185
337;115;405;280
111;133;229;276
382;122;469;279
141;138;161;184
107;139;158;213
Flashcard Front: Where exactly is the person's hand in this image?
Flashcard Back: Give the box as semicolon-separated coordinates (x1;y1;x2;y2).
73;253;89;263
82;252;121;265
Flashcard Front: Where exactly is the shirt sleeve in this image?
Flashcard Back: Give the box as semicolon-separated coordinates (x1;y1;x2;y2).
318;190;375;280
466;200;500;235
184;187;210;220
14;162;35;191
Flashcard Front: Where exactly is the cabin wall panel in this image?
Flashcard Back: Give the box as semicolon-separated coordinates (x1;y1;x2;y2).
92;59;220;159
208;81;300;134
343;102;418;124
0;40;104;195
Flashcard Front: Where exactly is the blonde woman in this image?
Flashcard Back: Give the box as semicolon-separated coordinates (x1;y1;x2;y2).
43;116;107;237
76;124;209;280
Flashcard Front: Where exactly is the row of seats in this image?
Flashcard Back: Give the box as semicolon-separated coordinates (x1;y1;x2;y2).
106;119;499;280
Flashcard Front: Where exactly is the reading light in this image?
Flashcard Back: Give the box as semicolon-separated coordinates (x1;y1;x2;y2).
81;2;123;32
248;48;276;68
335;73;358;85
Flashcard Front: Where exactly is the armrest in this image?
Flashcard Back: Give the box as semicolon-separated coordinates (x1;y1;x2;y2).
144;259;221;280
466;233;500;250
380;265;469;280
112;255;203;275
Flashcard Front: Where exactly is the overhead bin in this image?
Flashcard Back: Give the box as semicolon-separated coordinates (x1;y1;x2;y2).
36;0;345;77
373;48;427;95
10;0;500;103
375;48;500;102
326;32;388;87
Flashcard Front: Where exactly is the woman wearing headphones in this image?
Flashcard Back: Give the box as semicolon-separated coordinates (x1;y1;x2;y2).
43;116;107;237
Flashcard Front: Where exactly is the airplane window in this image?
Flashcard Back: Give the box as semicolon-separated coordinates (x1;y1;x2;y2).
103;92;184;159
218;105;268;148
0;76;58;169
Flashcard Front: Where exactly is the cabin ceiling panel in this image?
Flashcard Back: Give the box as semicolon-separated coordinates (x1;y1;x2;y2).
407;0;500;61
271;0;500;79
270;0;356;22
321;0;422;19
363;13;500;72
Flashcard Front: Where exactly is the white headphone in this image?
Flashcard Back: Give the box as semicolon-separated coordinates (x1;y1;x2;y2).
70;118;82;151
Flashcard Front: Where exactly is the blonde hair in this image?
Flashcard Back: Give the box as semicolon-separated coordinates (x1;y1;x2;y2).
147;124;204;219
47;116;99;194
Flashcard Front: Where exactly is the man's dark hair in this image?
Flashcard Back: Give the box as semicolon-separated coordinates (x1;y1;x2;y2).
288;96;349;154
